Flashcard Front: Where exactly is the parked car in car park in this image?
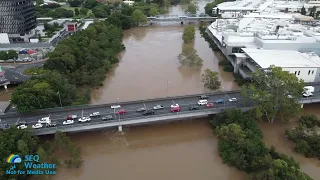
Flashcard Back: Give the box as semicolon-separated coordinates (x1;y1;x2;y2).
111;105;121;109
171;106;181;112
189;105;199;110
228;98;237;102
136;108;146;112
63;119;74;125
78;117;91;123
198;99;208;105
32;123;43;129
215;99;225;104
143;109;155;116
200;95;209;99
102;115;113;121
206;103;214;108
153;105;164;110
116;109;127;115
65;115;77;120
90;112;100;117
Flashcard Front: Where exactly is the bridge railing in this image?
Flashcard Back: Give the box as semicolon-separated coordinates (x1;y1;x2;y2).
1;90;241;118
34;105;254;133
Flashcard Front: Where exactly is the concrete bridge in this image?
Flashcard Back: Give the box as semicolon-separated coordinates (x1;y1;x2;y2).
147;15;217;24
1;89;320;135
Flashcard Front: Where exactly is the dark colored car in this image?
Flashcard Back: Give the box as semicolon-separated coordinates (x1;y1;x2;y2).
189;105;199;110
200;95;209;99
136;108;146;112
102;115;113;121
0;123;10;129
46;123;57;127
215;99;225;104
143;109;155;116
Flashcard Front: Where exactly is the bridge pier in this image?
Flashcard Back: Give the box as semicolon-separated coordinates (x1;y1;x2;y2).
118;125;123;132
301;103;304;108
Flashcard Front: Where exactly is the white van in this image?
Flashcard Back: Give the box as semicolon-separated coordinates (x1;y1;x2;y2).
38;117;51;124
198;99;208;105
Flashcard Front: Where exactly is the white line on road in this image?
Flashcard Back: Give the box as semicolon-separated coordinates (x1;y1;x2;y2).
16;117;20;125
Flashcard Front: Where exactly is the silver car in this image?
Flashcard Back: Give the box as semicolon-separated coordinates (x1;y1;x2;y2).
153;105;164;110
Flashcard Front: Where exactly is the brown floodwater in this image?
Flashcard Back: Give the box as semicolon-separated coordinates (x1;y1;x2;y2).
51;120;246;180
259;104;320;180
90;26;238;104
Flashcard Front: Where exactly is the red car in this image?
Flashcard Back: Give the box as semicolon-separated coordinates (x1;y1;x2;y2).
116;109;126;115
171;106;181;112
206;103;214;108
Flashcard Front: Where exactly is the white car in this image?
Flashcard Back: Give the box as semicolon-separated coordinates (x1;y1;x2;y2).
111;105;121;109
153;105;164;110
90;112;100;117
78;117;91;123
198;100;208;105
171;104;179;108
63;119;74;125
38;117;51;124
32;123;43;129
228;98;237;102
17;125;27;129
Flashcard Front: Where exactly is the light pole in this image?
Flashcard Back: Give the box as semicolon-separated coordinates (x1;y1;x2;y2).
57;91;62;107
167;80;170;97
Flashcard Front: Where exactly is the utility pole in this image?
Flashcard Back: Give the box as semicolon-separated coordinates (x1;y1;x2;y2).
57;91;62;107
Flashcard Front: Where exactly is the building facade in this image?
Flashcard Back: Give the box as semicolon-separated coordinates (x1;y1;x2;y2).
0;0;37;43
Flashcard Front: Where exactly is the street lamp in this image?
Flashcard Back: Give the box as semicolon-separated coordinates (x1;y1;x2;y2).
57;91;62;107
167;80;170;97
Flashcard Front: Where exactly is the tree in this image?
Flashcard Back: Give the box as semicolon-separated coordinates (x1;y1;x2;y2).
75;8;80;16
178;44;203;67
106;11;132;30
182;25;195;44
35;0;44;5
201;69;221;90
7;50;18;59
131;9;147;26
316;11;320;18
204;0;224;16
185;3;198;15
284;8;289;13
92;5;108;18
0;51;8;60
84;0;98;9
309;6;316;17
69;0;82;7
149;7;160;16
301;6;306;15
11;71;76;112
299;114;320;128
241;67;304;123
80;8;89;16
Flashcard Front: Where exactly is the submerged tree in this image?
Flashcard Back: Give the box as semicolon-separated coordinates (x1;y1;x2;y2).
182;25;195;44
201;69;221;90
178;44;203;67
241;66;304;123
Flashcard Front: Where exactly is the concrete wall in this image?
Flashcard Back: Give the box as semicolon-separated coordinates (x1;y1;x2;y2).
0;42;52;49
282;67;319;83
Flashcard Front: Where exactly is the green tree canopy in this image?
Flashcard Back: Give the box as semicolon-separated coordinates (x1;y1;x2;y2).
185;3;198;14
106;11;132;30
182;25;195;44
241;67;305;123
201;69;221;90
178;44;203;67
204;0;224;16
131;9;148;26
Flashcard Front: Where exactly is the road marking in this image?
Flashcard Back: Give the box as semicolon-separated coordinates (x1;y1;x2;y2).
16;117;20;125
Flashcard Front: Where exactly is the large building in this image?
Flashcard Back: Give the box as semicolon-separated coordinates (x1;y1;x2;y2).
0;0;37;43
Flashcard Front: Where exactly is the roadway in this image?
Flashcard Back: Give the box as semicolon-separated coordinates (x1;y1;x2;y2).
2;61;44;83
0;92;242;128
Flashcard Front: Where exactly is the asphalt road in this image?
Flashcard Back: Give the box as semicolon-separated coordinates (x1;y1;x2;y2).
2;62;44;83
1;92;243;128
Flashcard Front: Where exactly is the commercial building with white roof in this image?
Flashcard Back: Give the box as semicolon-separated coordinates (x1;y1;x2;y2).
206;1;320;82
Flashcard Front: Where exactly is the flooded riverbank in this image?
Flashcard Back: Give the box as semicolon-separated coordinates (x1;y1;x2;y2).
90;26;238;104
51;120;246;180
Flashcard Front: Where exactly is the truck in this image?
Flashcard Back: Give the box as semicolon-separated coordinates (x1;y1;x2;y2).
65;115;77;120
302;86;315;97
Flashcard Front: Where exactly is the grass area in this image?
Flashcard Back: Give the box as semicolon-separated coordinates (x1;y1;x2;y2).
24;67;47;76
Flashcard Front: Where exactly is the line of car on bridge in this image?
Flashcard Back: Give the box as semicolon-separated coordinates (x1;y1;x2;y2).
8;95;237;130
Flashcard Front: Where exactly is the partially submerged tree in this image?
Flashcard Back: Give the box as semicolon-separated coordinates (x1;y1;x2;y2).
182;25;195;44
201;69;221;90
178;44;203;67
241;66;305;123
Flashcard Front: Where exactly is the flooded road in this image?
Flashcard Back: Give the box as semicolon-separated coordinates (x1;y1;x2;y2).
52;120;246;180
90;26;238;104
